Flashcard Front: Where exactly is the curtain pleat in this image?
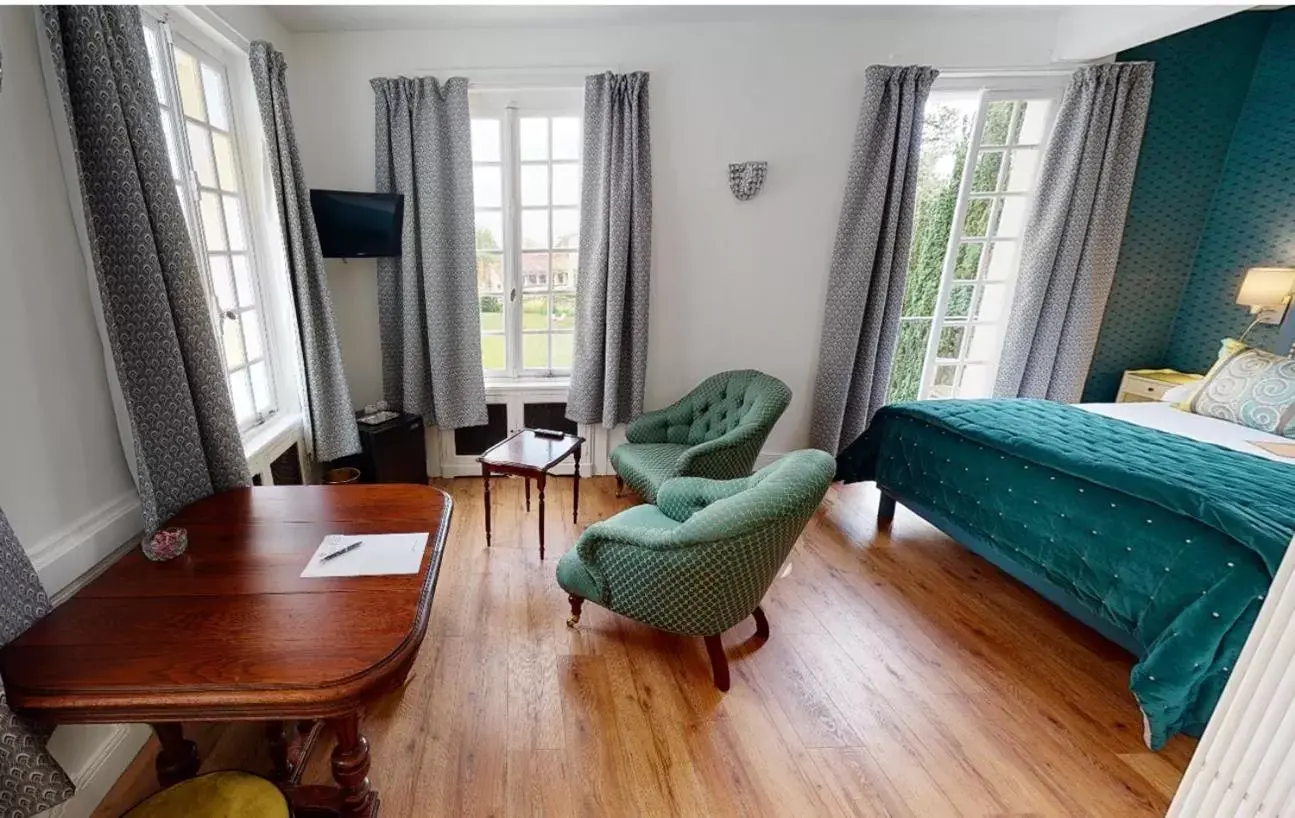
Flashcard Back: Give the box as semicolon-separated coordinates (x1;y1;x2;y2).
809;65;938;455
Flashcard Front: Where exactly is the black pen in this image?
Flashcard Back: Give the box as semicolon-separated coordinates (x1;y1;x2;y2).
320;540;364;563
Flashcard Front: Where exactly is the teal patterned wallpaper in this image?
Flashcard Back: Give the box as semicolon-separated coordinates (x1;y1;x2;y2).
1165;9;1295;372
1082;12;1270;401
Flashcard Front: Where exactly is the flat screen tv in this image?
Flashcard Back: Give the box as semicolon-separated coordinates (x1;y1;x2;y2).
310;189;405;258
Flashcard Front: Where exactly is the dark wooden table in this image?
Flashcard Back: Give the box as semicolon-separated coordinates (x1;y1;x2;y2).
478;429;584;560
0;485;451;818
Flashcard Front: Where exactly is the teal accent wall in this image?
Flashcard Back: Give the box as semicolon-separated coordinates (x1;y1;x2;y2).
1165;10;1295;371
1083;12;1270;401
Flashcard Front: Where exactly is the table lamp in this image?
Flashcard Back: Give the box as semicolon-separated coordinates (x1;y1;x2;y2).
1236;266;1295;341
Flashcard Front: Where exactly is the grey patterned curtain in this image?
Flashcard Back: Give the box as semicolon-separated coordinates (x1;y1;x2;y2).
809;65;938;455
566;72;652;428
0;506;74;817
371;77;486;428
250;42;360;462
993;63;1154;402
43;6;249;533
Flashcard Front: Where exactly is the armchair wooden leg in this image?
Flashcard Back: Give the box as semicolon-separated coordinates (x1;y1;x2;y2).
703;634;730;692
567;594;584;628
615;474;624;497
877;490;897;528
753;606;770;640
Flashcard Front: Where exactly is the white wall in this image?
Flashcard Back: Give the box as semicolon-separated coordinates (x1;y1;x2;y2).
285;8;1066;454
1052;6;1247;62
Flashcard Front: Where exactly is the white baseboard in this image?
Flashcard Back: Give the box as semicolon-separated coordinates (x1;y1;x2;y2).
27;490;141;599
41;724;150;818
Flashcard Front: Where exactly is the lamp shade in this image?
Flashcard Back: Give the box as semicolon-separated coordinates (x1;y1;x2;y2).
1236;267;1295;307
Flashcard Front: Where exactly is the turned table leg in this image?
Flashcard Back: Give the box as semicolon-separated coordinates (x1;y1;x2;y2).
537;473;547;561
330;711;373;817
266;720;293;782
482;464;492;547
525;477;531;512
151;723;199;787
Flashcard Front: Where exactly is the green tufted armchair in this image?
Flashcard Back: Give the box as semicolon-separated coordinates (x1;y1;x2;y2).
610;370;792;504
557;449;836;690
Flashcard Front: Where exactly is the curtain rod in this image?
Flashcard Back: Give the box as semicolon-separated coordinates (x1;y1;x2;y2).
937;65;1084;79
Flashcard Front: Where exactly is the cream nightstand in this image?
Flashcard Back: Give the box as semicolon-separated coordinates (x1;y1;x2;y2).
1116;369;1204;403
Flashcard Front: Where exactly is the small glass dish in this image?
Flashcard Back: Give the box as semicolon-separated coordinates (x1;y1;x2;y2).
142;527;188;562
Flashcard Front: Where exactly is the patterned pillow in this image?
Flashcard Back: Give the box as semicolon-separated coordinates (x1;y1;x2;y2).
1175;338;1295;437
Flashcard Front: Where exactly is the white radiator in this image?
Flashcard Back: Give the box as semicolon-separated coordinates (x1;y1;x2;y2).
1169;535;1295;817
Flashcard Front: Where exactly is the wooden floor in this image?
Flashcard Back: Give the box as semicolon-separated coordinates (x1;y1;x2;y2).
93;476;1194;817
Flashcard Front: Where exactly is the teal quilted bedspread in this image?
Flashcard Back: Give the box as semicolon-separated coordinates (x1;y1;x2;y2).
837;399;1295;749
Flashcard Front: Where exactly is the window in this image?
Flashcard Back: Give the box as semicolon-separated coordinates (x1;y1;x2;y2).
471;92;582;378
889;85;1061;402
141;15;277;430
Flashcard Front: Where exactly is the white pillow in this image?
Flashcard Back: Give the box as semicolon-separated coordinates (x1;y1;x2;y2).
1161;383;1199;403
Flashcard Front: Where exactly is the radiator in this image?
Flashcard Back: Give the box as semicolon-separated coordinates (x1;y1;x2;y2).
1168;535;1295;817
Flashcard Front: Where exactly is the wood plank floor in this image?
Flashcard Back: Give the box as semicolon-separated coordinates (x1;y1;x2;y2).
92;477;1195;817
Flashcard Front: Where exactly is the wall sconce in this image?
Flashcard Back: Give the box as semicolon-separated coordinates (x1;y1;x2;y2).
1236;266;1295;341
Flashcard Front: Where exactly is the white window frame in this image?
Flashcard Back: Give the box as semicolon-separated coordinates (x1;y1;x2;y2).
904;75;1066;400
471;88;583;382
140;9;289;435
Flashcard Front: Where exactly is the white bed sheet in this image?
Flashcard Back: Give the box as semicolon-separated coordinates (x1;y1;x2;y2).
1078;401;1292;464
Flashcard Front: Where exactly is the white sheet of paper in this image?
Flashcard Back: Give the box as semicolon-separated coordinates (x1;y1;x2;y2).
300;533;428;578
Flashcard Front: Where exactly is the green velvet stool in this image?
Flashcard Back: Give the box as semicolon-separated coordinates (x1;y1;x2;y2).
609;370;791;503
559;449;835;690
124;771;290;818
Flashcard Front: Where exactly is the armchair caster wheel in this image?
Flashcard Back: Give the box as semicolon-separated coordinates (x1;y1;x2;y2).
567;594;584;629
566;615;580;629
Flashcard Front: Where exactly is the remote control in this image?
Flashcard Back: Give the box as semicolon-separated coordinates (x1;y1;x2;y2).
532;428;566;440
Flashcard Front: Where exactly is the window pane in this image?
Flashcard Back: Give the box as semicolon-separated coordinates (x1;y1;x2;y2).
471;119;501;162
522;333;548;369
229;369;254;422
475;210;503;250
209;255;235;311
931;364;958;398
522;252;548;291
222;315;246;367
981;101;1013;145
962;199;991;237
479;294;504;332
211;131;238;191
477;253;503;294
243;310;263;360
552;208;579;250
186;122;217;187
967;324;1001;361
200;191;226;250
937;324;965;359
142;27;165;103
552;164;580;206
520;118;548;161
888;319;931;403
996;197;1027;238
553;293;576;330
481;333;506;371
954;243;981;280
1005;149;1039;192
975;283;1007;322
551;252;577;290
160;116;181;180
1017;100;1052;145
222;195;247;251
947;283;975;319
552;117;581;160
521;165;549;206
230;254;255;308
521;294;548;331
551;333;574;369
521;209;548;250
200;64;229;131
173;47;206;121
249;360;271;410
474;165;501;208
970;151;1003;193
958;363;989;398
983;242;1016;281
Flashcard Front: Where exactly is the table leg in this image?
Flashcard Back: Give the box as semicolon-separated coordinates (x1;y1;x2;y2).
537;473;547;561
267;720;293;782
573;444;581;524
482;464;492;548
525;477;531;512
151;723;198;787
330;711;374;817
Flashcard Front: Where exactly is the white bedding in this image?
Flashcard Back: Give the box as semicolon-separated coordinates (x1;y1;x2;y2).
1078;401;1292;463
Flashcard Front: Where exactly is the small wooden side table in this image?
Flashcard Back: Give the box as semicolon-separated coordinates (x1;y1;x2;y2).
1117;368;1203;403
478;429;584;560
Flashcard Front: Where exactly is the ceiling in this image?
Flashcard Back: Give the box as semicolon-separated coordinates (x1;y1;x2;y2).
265;4;1024;34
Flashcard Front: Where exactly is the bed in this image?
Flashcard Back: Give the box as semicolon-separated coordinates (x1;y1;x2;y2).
835;398;1295;749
